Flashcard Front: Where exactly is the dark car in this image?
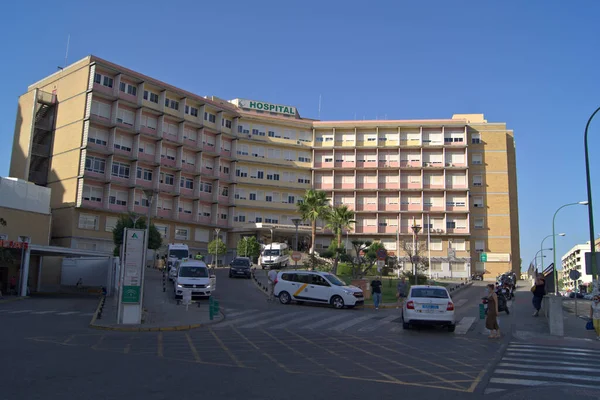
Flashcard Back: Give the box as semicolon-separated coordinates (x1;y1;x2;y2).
569;292;584;299
229;257;252;279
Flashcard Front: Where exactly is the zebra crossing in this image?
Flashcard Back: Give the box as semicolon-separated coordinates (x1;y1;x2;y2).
485;342;600;394
216;307;477;334
0;309;95;317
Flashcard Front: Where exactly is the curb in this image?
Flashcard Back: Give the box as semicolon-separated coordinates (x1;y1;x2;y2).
0;296;29;304
88;296;226;332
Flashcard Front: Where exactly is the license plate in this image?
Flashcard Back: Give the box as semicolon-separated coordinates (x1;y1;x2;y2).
237;271;245;274
422;304;439;310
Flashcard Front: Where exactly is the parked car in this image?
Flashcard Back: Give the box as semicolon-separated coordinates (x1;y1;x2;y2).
402;285;456;332
569;292;585;299
173;259;215;299
229;257;252;279
274;270;364;309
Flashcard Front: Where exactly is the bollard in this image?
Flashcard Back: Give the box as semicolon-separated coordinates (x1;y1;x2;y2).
163;287;166;292
479;303;485;320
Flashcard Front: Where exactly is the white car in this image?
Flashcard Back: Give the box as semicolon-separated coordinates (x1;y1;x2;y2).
274;270;364;309
173;259;215;299
402;285;455;332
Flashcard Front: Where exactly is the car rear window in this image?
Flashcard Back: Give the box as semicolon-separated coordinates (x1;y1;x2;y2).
411;288;448;299
231;259;250;267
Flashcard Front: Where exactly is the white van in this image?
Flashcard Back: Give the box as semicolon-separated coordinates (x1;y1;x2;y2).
167;243;190;280
260;243;289;269
173;259;216;299
274;270;364;309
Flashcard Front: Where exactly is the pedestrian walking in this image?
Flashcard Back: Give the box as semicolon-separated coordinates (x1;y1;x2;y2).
485;283;500;339
589;295;600;340
371;276;383;310
396;277;408;309
531;273;546;317
267;268;278;302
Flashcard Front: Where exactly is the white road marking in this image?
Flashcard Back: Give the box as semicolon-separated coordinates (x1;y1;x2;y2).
501;357;598;368
508;343;600;355
56;311;80;315
358;314;399;332
239;312;304;328
490;377;600;390
454;298;468;308
483;388;506;394
8;310;32;314
328;315;377;331
270;313;326;329
497;363;600;374
506;347;600;357
225;309;258;318
495;369;599;383
80;313;96;316
454;316;476;334
30;311;57;314
215;311;279;328
303;313;349;329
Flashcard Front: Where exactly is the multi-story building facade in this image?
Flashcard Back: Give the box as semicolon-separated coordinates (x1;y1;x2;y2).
9;55;520;279
560;238;600;292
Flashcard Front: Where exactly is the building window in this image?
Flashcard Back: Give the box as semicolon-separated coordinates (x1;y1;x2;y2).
474;217;485;229
472;153;483;165
158;197;173;210
473;196;484;208
175;227;189;240
155;224;168;238
94;73;113;88
430;238;442;251
91;101;111;119
165;97;179;111
141;115;158;130
78;214;98;230
471;133;481;144
450;262;465;272
136;167;153;181
220;213;227;220
88;127;109;146
82;185;103;202
109;190;128;206
180;177;194;190
139;141;155;155
105;216;118;232
111;162;130;179
202;182;212;193
473;175;483;187
266;195;273;202
449;239;466;251
223;119;232;128
257;171;264;179
266;172;280;181
134;192;150;207
249;193;257;201
204;112;216;123
117;109;135;126
221;187;229;197
85;156;106;174
114;134;133;152
160;173;174;186
475;240;485;252
119;82;137;96
143;90;159;104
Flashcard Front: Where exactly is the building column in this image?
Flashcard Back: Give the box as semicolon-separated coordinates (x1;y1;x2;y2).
20;247;31;297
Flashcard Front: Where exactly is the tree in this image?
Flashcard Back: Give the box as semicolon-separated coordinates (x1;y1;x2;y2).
324;205;355;275
112;213;163;256
237;236;261;260
208;238;227;265
297;189;330;254
0;217;14;263
348;240;387;278
399;239;430;282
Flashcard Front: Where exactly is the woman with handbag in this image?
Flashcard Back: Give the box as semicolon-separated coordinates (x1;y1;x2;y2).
531;273;545;317
485;283;500;339
589;295;600;340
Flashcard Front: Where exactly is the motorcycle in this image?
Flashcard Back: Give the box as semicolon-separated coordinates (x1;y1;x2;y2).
481;289;510;315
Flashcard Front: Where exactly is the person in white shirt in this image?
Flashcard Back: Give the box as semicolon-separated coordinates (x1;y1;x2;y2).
589;295;600;340
267;269;278;302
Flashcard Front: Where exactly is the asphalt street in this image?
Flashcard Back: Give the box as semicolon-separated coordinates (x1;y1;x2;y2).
2;272;595;399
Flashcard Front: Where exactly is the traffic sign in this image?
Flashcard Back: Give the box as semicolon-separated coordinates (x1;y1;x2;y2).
122;286;140;303
479;252;487;262
291;252;302;262
377;259;385;272
377;248;387;260
569;269;581;281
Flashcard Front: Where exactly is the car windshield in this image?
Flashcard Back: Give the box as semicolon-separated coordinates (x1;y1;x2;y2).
323;274;346;286
169;249;189;259
411;288;448;299
264;250;280;256
179;266;208;278
231;259;250;267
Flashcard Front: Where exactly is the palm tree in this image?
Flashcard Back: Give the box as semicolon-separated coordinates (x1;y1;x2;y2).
297;189;330;254
325;205;356;248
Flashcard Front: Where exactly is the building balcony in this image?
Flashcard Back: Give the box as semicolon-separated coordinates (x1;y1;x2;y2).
422;141;444;147
400;204;422;211
198;216;211;225
379;204;400;212
334;161;356;168
446;205;468;212
444;140;466;147
108;203;128;213
334;183;355;190
378;161;400;168
378;182;400;190
118;90;137;104
356;161;378;168
86;141;110;154
199;192;212;202
90;113;113;127
81;199;104;209
160;157;177;168
182;163;196;173
178;212;194;222
446;184;468;190
159;183;175;192
314;162;334;168
313;141;334;148
217;219;229;227
110;175;130;186
314;183;334;190
202;167;215;176
220;148;232;158
84;170;106;182
400;161;421;168
218;195;229;204
202;143;217;153
157;208;173;218
423;162;444;168
356;141;377;147
93;83;115;97
423;205;445;212
219;172;231;180
133;205;150;215
138;151;156;163
140;126;160;138
381;140;399;147
356;204;378;211
355;226;378;233
162;132;180;145
400;183;422;190
136;179;153;189
114;147;133;158
445;162;467;168
180;187;194;198
423;183;445;189
447;228;469;234
356;183;377;189
400;140;421;147
378;226;398;234
116;120;135;132
183;138;198;148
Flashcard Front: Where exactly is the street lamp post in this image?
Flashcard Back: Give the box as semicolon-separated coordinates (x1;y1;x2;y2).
552;201;588;295
140;190;155;310
533;248;552;276
411;218;421;285
291;218;301;252
584;107;599;285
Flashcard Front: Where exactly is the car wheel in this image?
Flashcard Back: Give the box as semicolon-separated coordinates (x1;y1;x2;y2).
279;291;291;305
331;295;344;309
402;317;410;330
447;324;456;333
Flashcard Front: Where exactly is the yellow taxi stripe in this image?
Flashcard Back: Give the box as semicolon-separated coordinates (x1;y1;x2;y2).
293;284;308;297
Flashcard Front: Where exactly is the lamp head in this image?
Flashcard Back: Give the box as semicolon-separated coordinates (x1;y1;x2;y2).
579;201;589;205
558;233;566;237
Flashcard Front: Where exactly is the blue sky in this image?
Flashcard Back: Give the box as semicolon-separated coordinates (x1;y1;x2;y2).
1;0;599;272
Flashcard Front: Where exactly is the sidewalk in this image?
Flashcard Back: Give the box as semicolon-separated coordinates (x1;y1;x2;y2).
252;269;472;308
91;268;223;331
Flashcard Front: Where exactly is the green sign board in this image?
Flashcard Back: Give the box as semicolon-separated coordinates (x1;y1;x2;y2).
480;253;488;262
237;99;296;116
122;285;141;303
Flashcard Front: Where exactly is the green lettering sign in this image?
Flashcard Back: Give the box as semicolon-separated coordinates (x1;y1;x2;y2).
237;99;296;116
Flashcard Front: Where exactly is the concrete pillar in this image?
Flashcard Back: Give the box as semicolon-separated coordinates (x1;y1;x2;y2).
546;295;564;336
36;256;43;292
20;247;31;296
